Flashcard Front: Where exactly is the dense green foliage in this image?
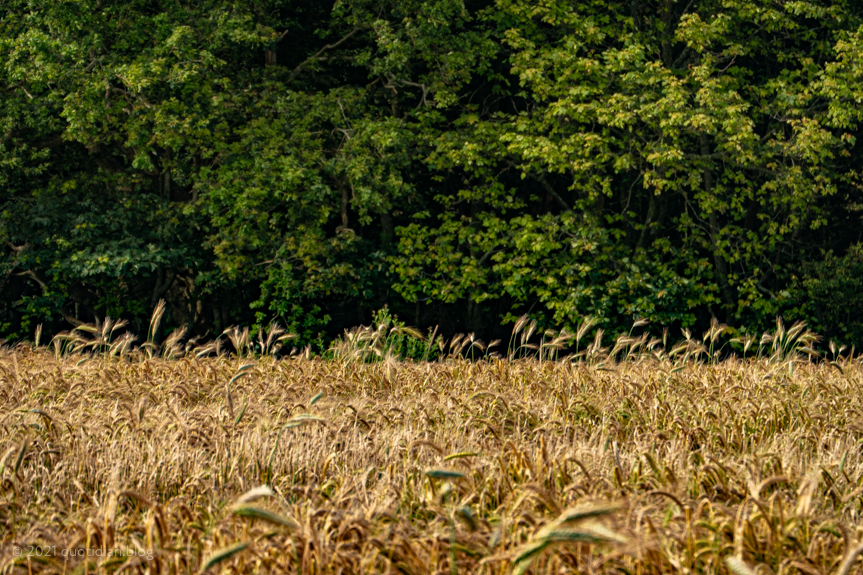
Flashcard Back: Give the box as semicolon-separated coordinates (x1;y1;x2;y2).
3;0;863;345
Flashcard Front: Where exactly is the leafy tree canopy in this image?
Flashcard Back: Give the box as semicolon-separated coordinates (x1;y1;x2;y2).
2;0;863;344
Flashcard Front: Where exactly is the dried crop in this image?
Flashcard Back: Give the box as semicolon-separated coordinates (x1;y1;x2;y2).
1;319;862;574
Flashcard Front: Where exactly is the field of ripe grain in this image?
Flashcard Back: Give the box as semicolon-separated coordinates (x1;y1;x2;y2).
1;350;862;574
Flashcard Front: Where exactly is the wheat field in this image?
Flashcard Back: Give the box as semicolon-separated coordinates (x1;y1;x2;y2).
1;317;863;574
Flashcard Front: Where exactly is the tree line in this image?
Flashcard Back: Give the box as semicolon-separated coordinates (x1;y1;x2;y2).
3;0;863;346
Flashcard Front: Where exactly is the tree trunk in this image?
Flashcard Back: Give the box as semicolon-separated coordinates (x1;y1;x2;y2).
341;184;350;230
635;191;656;252
380;211;394;245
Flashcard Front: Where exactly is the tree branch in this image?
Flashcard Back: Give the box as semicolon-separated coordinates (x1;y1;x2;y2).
478;247;503;266
15;269;47;290
390;77;430;108
7;242;30;254
530;173;571;212
287;27;362;83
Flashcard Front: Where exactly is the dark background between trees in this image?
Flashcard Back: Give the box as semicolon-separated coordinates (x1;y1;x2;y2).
3;0;863;347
